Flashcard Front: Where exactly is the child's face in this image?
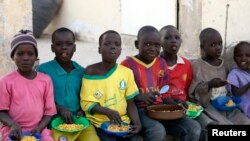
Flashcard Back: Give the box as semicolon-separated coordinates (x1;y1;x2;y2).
161;27;181;55
202;32;223;59
12;44;37;72
136;31;161;63
51;31;75;63
234;44;250;70
99;33;121;63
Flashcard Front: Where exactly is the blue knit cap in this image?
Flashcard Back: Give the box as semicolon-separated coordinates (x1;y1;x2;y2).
10;30;38;57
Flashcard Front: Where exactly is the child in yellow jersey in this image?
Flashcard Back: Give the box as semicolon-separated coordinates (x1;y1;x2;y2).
80;30;142;141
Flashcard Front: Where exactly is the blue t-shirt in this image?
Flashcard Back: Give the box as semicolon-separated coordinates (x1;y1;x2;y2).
37;59;84;114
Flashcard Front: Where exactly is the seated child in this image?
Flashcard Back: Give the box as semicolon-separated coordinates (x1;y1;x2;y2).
226;41;250;118
36;27;100;141
80;30;142;141
188;27;250;125
0;30;57;141
160;25;192;104
121;25;201;141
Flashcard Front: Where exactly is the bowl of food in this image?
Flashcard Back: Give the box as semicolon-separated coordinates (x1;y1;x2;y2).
9;131;41;141
100;121;130;137
51;116;90;133
186;102;204;119
212;96;241;111
147;104;185;120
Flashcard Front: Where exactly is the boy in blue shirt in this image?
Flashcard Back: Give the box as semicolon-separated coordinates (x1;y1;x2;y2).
37;27;99;141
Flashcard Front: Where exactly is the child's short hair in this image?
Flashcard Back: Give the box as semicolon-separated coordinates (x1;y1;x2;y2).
98;30;120;46
234;41;250;55
51;27;75;43
137;25;159;40
10;29;37;57
159;25;176;33
199;27;220;47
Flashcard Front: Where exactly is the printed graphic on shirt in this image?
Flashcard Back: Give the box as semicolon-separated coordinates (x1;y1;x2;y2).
58;136;68;141
158;69;165;77
119;79;126;90
182;73;187;81
94;90;103;99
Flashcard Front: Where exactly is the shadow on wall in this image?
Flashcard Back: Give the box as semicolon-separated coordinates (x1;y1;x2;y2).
32;0;62;38
223;41;239;73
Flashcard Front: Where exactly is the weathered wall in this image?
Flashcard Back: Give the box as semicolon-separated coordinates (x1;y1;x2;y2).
179;0;250;59
179;0;202;59
0;0;32;76
44;0;121;42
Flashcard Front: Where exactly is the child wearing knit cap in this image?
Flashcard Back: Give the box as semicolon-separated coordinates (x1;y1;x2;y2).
0;30;57;141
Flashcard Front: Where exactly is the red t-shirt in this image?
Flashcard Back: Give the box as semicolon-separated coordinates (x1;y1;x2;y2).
164;56;193;101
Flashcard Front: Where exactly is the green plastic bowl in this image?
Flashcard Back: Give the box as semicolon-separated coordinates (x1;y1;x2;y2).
51;116;90;133
186;102;204;118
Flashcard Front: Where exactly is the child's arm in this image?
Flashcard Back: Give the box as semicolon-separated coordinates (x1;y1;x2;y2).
208;78;228;90
126;99;141;135
231;82;250;96
31;115;52;134
0;110;22;140
91;104;122;124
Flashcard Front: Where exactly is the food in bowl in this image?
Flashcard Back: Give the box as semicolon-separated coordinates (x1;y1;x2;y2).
188;103;202;111
147;104;185;120
107;124;130;132
101;121;130;137
186;102;204;118
225;99;235;107
21;136;36;141
58;123;84;131
51;116;90;133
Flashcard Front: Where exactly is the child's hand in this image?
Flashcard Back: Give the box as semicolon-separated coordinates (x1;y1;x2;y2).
176;99;188;109
106;109;122;125
58;107;73;124
124;124;142;138
135;92;156;104
162;98;188;108
76;110;85;117
162;97;177;105
9;122;22;141
208;78;228;88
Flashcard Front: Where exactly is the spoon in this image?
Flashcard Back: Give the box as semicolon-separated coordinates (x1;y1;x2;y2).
159;85;170;94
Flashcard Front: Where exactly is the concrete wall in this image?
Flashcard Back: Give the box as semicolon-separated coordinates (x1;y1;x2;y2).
0;0;33;76
202;0;250;48
44;0;177;42
44;0;121;42
179;0;202;59
2;0;250;76
179;0;250;59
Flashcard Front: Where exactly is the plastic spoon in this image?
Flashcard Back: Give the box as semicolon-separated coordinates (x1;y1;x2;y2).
159;85;170;94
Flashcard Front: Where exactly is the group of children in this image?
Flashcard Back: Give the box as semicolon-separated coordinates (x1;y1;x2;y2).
0;25;249;141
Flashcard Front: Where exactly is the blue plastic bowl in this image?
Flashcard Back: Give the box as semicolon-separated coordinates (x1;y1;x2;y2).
100;121;130;137
9;131;41;141
212;96;241;111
